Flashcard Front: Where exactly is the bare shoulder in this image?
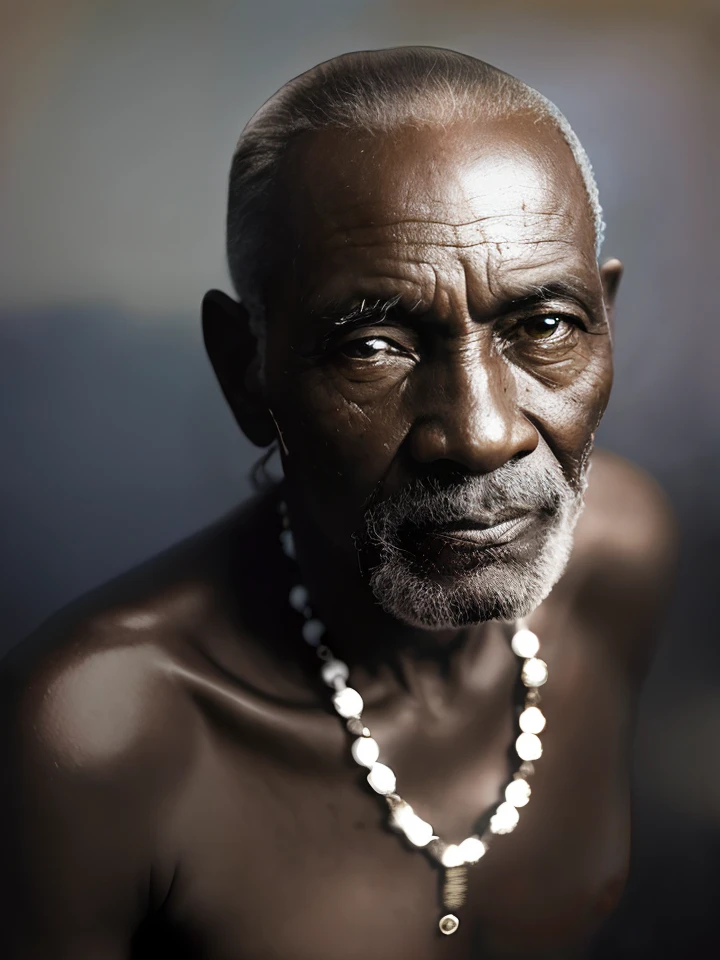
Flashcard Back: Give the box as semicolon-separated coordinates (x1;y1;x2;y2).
0;495;266;778
0;518;240;916
566;448;679;676
0;585;205;848
576;448;678;568
0;522;236;946
0;507;250;787
0;599;198;788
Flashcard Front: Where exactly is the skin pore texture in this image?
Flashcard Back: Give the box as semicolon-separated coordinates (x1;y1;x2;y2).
0;96;677;960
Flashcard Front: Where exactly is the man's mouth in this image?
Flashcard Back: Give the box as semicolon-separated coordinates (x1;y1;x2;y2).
425;513;538;548
395;511;542;573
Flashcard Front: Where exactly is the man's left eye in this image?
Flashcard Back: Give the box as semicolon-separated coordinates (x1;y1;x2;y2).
516;315;576;341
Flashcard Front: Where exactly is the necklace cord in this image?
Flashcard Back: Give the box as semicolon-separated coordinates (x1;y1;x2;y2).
277;500;547;936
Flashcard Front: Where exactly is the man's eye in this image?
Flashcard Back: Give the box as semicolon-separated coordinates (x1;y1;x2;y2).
338;337;402;359
519;315;572;340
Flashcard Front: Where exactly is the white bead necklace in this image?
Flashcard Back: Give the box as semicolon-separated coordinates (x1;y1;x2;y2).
278;500;548;937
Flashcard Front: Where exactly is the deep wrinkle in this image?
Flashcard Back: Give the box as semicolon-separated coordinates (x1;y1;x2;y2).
304;275;603;340
302;292;602;383
304;294;404;357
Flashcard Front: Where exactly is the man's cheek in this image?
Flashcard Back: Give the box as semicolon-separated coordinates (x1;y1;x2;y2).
513;360;610;476
288;371;398;435
276;380;404;488
567;356;613;435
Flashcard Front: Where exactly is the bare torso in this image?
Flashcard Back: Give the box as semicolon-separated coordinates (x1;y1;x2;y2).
0;450;675;960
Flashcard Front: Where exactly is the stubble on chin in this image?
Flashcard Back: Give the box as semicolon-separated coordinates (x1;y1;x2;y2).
354;461;588;629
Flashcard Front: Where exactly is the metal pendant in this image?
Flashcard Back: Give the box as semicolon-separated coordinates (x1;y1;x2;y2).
438;865;467;935
442;864;468;909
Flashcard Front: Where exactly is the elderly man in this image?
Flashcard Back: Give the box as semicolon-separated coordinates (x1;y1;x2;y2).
0;48;675;959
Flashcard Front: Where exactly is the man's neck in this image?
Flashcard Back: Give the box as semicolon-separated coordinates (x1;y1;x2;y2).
279;489;513;711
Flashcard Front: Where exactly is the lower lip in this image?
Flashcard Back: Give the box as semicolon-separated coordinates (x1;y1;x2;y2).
421;515;537;549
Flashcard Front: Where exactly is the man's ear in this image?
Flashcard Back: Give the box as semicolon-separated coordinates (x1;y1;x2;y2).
599;258;623;334
201;289;276;447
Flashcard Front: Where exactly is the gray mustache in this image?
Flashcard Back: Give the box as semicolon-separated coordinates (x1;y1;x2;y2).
361;462;574;532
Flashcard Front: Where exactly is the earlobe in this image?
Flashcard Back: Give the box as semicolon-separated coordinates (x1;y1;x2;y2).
201;289;276;447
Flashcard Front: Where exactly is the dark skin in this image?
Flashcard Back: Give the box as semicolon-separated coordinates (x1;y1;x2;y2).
0;115;676;959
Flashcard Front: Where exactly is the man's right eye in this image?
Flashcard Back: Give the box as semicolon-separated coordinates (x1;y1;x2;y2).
338;336;403;360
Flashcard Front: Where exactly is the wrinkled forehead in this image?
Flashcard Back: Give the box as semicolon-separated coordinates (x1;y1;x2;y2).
271;117;598;312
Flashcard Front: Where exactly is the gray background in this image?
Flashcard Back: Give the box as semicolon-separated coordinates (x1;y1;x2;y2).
2;0;719;953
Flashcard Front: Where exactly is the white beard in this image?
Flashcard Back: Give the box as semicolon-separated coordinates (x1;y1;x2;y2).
355;459;588;629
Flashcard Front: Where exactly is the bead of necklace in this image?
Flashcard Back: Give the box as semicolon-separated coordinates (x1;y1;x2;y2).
278;500;548;937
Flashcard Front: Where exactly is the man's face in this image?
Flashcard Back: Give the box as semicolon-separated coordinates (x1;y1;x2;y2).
260;116;615;627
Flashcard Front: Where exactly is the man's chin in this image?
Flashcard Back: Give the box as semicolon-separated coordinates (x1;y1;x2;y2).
368;563;546;629
366;528;576;630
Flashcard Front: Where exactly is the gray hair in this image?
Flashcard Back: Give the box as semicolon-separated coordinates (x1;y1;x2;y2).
226;47;606;353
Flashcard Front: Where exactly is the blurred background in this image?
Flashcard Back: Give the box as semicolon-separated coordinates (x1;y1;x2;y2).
2;0;718;954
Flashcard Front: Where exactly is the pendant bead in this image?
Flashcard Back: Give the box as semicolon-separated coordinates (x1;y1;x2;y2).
516;731;543;761
302;618;326;646
388;800;435;847
403;814;435;847
505;778;532;807
351;736;380;768
519;706;546;734
279;529;296;559
439;914;459;935
511;628;540;658
321;659;349;686
458;836;485;863
332;686;364;718
489;801;520;835
441;844;465;868
366;762;397;795
521;657;548;687
402;815;435;847
346;718;370;736
288;584;309;611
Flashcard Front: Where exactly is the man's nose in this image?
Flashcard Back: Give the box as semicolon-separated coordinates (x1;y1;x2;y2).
407;356;538;474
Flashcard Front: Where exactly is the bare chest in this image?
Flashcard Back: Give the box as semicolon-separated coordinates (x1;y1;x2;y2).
155;627;632;960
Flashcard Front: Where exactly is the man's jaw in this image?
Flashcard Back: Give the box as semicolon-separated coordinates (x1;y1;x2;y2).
355;469;586;630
